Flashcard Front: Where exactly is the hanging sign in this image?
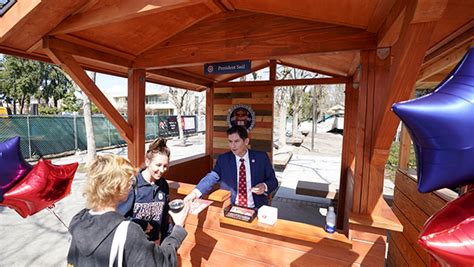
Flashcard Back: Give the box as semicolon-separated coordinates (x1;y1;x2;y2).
204;60;251;75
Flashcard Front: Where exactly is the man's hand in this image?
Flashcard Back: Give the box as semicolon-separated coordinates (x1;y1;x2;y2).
184;189;199;203
251;183;267;195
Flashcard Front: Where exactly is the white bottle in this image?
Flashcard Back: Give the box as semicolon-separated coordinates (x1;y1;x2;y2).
325;206;336;233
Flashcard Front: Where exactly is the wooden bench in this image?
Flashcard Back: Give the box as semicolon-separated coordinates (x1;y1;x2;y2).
295;181;339;205
273;151;293;172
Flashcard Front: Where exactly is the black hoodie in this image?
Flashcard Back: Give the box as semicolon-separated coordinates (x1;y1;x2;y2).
117;172;171;242
67;209;187;267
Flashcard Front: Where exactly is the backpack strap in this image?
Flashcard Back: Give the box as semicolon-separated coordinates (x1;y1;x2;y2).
109;221;130;267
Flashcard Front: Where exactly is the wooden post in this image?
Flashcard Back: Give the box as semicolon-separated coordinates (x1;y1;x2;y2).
337;82;358;231
269;60;276;81
367;0;447;214
398;124;412;170
127;69;146;167
398;90;415;170
206;85;214;169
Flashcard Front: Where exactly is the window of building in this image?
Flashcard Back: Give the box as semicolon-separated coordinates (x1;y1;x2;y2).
146;95;168;105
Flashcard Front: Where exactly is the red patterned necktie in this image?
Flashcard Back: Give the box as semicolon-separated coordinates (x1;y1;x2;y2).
238;158;248;207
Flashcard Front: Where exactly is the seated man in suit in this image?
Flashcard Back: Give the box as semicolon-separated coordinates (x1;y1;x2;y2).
184;125;278;209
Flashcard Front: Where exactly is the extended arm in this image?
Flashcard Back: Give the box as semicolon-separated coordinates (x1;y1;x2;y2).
185;157;223;202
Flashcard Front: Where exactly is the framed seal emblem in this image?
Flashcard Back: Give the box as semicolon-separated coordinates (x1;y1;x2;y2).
227;104;256;131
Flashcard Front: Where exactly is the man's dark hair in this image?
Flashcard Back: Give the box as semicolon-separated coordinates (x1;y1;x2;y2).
227;125;248;140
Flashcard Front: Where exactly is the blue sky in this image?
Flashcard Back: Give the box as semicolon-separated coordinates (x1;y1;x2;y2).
93;72;168;97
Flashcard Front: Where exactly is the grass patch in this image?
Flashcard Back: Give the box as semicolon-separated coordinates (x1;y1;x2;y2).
385;142;417;182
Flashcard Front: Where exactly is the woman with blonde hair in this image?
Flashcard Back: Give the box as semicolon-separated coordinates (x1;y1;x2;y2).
67;154;189;266
118;138;173;243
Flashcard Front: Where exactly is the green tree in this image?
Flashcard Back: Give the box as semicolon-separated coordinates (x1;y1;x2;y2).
38;105;60;115
38;62;74;108
2;55;41;114
61;91;80;112
0;55;74;114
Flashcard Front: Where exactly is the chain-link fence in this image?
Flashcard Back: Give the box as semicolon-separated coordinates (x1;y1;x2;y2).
0;114;203;159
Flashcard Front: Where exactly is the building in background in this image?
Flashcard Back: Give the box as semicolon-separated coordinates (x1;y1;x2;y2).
106;84;176;115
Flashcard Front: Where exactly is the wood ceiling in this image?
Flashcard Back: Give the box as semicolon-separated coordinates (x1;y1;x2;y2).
0;0;472;91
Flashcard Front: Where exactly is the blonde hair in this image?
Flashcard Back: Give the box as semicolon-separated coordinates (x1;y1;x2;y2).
146;138;170;160
84;154;136;210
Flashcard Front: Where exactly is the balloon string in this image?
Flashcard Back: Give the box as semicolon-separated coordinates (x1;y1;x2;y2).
47;206;69;230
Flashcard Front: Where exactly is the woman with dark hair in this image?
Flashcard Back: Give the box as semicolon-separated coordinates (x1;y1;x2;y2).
118;138;173;243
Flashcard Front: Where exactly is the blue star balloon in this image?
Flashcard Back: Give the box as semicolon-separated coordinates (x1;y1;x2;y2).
0;136;32;201
392;48;474;193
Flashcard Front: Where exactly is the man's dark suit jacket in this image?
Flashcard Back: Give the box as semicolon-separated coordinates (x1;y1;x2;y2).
195;149;278;209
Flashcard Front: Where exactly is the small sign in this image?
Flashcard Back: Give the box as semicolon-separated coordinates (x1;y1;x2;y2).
204;60;251;75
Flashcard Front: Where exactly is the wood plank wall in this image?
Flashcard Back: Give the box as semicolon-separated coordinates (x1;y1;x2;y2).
386;169;457;266
167;155;213;185
212;86;274;160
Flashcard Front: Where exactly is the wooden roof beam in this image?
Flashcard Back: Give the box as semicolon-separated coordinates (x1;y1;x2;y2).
43;38;133;144
373;0;449;150
366;0;396;33
219;61;271;83
215;0;235;11
347;52;361;77
46;37;133;68
418;41;473;82
215;77;348;87
0;0;41;41
0;45;52;64
145;72;205;91
230;0;373;29
55;34;136;60
417;22;473;83
134;4;220;55
0;0;88;49
171;68;216;82
207;0;234;12
377;0;406;48
148;69;212;87
51;0;211;35
424;25;474;66
277;61;345;78
134;26;376;69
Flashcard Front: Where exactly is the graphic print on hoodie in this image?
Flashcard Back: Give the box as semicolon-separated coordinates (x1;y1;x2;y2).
117;171;170;242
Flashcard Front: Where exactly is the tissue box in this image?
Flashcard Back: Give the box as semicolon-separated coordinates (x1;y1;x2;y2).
257;205;278;225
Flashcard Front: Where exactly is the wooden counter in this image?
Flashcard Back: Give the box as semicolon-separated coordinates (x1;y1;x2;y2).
168;180;386;266
219;216;352;249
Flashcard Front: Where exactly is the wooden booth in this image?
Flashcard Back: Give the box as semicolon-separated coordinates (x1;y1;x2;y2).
1;0;472;266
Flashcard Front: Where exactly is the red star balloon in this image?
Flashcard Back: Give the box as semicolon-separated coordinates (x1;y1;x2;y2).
1;159;78;218
418;190;474;266
0;136;32;202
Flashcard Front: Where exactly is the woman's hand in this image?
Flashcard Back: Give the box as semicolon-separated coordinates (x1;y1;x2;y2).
168;202;190;227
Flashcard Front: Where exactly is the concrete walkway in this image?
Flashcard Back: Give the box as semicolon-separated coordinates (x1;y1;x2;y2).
0;135;206;267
